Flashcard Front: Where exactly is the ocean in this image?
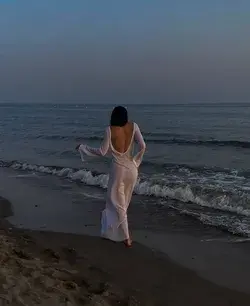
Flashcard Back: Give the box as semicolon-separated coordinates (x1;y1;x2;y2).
1;103;250;237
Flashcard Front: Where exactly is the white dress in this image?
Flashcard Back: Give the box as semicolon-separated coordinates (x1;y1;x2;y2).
78;122;146;241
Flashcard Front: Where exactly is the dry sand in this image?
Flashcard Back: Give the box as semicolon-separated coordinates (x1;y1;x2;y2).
0;218;250;305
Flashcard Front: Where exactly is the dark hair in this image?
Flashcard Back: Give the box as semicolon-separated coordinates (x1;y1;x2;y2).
110;106;128;127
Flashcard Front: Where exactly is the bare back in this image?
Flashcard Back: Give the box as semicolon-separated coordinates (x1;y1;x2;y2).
110;122;134;154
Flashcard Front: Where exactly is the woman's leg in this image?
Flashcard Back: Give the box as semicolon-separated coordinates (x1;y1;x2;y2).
102;164;130;242
123;166;138;247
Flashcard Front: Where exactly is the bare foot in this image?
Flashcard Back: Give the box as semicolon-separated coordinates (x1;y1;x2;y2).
124;238;132;248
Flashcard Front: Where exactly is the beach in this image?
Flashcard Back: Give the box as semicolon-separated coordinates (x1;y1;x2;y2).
0;195;250;305
1;220;250;305
1;103;250;304
2;0;250;302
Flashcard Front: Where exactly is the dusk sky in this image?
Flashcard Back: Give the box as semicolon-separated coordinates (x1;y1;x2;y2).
0;1;250;103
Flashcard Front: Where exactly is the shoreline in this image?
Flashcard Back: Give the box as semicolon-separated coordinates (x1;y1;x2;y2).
0;170;250;304
1;217;250;305
4;167;250;295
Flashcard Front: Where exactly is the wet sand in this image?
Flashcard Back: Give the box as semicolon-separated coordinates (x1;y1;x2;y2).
0;168;250;304
0;217;250;305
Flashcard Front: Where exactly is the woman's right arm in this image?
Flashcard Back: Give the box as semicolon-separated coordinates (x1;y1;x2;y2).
133;123;146;167
76;127;110;160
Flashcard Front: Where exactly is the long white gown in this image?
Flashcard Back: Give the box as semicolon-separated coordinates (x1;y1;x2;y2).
78;122;146;241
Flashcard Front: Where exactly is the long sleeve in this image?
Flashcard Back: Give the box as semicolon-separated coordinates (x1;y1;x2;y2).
133;123;146;167
78;127;110;160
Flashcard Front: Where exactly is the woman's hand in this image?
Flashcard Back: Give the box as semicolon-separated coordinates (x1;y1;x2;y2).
75;144;81;151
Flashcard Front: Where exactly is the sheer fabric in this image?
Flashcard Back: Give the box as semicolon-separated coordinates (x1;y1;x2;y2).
78;122;146;241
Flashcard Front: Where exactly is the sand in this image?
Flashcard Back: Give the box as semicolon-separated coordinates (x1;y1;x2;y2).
0;220;128;306
0;218;249;306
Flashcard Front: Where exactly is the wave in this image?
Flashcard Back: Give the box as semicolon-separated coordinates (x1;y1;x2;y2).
30;133;250;149
1;160;250;218
142;161;250;180
175;209;250;237
2;159;250;237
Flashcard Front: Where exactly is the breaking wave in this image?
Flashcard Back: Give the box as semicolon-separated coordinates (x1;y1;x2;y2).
1;160;250;218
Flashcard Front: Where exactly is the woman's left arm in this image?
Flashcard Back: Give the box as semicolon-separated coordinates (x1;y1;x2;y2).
76;127;110;158
133;123;146;167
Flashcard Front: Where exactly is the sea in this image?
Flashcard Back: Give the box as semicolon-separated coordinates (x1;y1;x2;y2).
1;102;250;238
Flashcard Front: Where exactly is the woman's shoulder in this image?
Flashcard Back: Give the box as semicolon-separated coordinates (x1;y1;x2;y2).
126;121;137;127
127;121;139;132
131;121;139;129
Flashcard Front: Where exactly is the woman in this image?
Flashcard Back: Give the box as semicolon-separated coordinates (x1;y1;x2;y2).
76;106;146;247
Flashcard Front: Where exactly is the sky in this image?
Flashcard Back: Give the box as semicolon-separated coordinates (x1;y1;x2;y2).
0;0;250;104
